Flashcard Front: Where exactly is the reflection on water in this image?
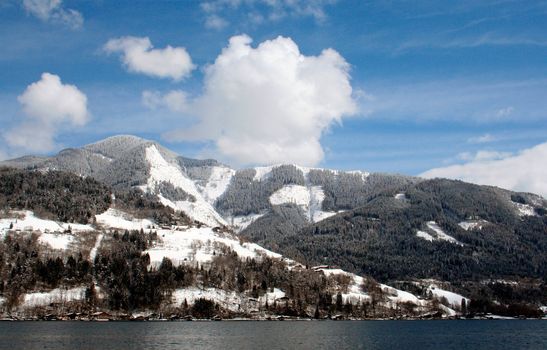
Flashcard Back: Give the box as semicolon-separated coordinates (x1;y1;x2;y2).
0;320;546;350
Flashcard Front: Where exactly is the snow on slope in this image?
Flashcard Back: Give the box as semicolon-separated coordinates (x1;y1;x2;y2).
270;185;311;207
172;287;245;313
253;166;275;181
253;165;369;183
22;287;86;308
427;285;468;308
144;227;281;268
459;219;489;231
346;170;370;182
38;233;74;250
416;222;463;245
96;208;154;231
89;233;103;261
259;288;286;305
416;230;434;242
318;268;428;307
0;211;92;236
512;202;537;217
427;222;463;245
143;145;227;227
200;166;235;204
269;185;337;223
229;213;265;232
394;193;407;200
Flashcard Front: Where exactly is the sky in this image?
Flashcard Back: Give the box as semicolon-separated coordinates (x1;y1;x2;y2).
0;0;546;196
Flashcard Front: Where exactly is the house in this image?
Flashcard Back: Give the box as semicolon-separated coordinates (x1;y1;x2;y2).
91;311;111;321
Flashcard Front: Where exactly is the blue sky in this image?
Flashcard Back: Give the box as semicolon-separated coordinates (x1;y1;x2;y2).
1;0;547;182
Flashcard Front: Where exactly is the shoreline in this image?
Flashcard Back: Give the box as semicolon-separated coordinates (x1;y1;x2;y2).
1;316;545;322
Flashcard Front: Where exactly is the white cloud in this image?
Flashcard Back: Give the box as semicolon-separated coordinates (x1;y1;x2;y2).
201;0;336;28
457;150;512;162
165;34;356;166
3;73;89;153
142;90;188;113
205;14;229;30
421;142;547;198
467;133;495;144
495;106;514;118
22;0;83;29
104;36;195;81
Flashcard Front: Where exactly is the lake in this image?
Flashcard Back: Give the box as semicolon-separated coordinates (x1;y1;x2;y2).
0;320;545;350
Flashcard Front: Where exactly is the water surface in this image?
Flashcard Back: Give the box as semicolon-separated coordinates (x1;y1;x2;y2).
0;320;545;350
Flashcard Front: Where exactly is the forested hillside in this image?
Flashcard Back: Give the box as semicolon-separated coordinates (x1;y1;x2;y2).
0;167;111;223
272;179;547;283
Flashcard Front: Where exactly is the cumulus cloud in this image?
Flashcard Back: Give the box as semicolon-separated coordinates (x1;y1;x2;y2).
23;0;83;29
142;90;188;113
104;36;195;81
165;34;356;166
3;73;89;153
421;142;547;198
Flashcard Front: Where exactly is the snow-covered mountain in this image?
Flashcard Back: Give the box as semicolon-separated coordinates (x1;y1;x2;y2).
1;135;546;318
1;135;379;230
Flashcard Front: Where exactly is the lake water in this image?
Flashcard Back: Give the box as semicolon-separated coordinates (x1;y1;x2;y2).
0;320;545;350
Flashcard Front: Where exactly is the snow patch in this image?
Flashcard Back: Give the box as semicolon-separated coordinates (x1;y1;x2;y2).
201;166;235;204
143;145;227;227
92;152;113;162
458;219;489;231
89;233;103;261
270;185;310;207
346;170;370;182
417;222;463;245
229;213;265;232
512;202;537;217
269;185;337;223
38;233;74;250
416;230;434;242
157;195;226;228
22;287;86;308
253;166;275;181
258;288;286;305
394;193;407;200
380;284;423;305
172;287;245;313
144;227;281;268
319;269;371;305
427;285;469;308
0;211;92;236
96;208;154;231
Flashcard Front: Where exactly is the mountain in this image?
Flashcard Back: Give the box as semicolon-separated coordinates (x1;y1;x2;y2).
1;135;415;229
0;167;473;320
2;135;546;317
